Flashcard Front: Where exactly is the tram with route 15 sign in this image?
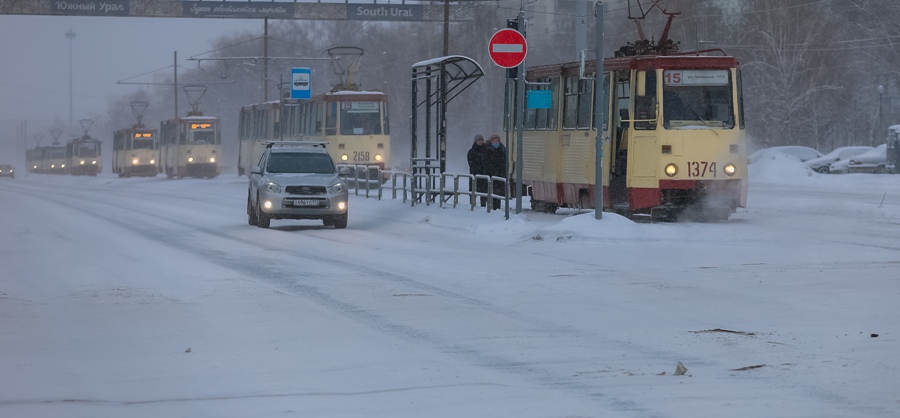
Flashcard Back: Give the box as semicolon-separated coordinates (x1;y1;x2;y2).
508;9;747;221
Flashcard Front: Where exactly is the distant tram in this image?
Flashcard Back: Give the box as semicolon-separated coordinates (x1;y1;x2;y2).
159;86;221;179
237;47;390;179
509;10;747;221
39;142;67;174
66;119;102;176
113;102;159;177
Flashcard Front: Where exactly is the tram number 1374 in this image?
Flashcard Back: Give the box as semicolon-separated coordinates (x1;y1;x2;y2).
687;161;717;177
353;151;370;162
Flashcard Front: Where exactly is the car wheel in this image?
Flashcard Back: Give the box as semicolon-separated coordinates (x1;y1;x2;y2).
247;196;258;226
816;166;830;174
256;194;271;228
333;214;348;229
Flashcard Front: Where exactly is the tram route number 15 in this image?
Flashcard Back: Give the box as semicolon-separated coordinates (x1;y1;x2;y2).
687;161;716;177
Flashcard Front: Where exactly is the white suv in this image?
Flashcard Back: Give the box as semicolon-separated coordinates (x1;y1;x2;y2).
247;142;349;229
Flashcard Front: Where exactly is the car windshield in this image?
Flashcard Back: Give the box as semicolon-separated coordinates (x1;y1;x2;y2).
266;152;335;174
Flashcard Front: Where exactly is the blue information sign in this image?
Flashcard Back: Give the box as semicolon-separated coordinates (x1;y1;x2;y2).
527;90;552;109
291;68;311;100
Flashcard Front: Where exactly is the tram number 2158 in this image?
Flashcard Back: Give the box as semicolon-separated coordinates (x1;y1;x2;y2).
353;151;370;162
687;161;717;177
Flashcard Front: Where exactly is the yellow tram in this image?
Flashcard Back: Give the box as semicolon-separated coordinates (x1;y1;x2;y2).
159;115;221;179
237;90;390;178
512;45;746;221
113;102;159;177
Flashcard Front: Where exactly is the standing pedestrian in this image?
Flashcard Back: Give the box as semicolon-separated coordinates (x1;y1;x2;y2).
467;134;488;206
483;134;507;210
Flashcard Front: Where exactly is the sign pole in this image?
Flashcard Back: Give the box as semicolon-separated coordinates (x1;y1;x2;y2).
594;1;605;220
514;10;525;216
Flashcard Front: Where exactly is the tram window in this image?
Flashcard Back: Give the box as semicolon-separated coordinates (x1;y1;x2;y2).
662;69;735;129
563;76;579;129
634;71;657;130
325;103;338;135
313;103;324;135
340;102;382;135
577;79;593;129
593;73;611;131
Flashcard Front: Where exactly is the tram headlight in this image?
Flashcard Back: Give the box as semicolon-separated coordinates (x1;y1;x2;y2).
723;163;736;177
665;163;678;177
92;160;97;165
374;154;383;162
80;160;85;165
188;157;195;163
132;158;139;165
341;154;349;161
209;157;216;163
264;181;282;193
61;164;66;168
150;159;156;164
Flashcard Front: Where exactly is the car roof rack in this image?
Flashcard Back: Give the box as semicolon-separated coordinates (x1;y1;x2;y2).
264;141;328;149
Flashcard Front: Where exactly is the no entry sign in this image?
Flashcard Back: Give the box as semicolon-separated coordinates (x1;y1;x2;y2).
488;28;527;68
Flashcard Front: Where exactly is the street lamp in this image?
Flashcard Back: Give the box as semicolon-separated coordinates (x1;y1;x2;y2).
65;29;76;130
877;84;885;146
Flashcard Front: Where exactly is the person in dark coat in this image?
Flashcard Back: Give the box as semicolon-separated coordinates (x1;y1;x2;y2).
483;134;507;210
467;134;488;206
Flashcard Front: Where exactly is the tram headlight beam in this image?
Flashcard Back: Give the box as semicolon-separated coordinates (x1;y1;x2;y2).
723;163;736;176
665;163;678;177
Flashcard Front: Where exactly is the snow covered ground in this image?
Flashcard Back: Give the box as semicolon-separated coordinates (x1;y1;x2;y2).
1;154;898;417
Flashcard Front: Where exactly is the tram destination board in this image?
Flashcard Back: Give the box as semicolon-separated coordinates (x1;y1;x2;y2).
0;0;479;21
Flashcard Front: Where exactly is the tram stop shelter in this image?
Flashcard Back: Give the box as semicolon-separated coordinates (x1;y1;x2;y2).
410;55;484;200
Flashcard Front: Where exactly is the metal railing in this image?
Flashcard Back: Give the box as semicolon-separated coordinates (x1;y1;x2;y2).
338;164;510;217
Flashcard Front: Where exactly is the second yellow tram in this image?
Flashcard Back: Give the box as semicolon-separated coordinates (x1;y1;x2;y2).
512;52;747;221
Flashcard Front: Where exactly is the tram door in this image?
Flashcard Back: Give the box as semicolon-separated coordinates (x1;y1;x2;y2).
609;71;631;207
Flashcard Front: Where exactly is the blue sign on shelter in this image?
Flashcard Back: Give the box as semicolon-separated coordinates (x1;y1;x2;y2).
291;68;311;100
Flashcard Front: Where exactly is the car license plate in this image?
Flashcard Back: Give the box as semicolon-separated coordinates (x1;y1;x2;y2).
294;199;320;207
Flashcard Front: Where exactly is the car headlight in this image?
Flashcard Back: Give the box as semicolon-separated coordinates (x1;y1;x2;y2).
264;181;282;193
329;182;345;194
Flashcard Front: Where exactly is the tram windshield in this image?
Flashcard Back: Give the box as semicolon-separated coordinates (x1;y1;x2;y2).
340;101;383;136
662;69;735;129
132;132;155;149
188;122;218;144
76;142;100;157
49;147;65;158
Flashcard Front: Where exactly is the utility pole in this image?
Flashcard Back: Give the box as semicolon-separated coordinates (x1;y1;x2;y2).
65;29;76;129
443;0;450;56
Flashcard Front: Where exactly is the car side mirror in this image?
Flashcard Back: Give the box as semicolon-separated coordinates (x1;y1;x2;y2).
251;166;262;175
339;166;352;176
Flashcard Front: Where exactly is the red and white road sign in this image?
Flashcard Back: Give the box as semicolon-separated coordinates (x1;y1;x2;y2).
488;28;527;68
